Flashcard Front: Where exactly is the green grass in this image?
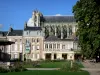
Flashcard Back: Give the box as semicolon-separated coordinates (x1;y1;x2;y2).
39;61;67;68
23;61;68;68
23;61;84;68
0;70;89;75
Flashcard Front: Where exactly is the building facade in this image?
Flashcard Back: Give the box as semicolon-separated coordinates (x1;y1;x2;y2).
1;10;79;61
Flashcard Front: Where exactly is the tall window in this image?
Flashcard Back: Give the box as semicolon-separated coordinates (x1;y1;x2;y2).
37;46;39;50
57;44;60;49
45;44;48;49
37;38;39;42
32;45;35;50
62;44;65;49
49;44;52;49
53;44;56;49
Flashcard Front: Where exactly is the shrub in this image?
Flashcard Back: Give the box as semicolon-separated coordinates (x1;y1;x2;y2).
60;62;71;71
9;62;27;72
71;62;80;71
60;61;81;71
0;67;9;73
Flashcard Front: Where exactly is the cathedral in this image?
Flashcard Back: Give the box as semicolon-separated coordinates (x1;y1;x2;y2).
0;10;79;61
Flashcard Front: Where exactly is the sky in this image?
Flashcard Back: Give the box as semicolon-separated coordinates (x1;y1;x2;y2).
0;0;78;31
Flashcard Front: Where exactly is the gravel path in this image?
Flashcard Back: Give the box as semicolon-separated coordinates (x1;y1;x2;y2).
82;60;100;75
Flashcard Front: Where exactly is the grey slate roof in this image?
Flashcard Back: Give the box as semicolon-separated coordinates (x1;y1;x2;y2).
45;35;74;41
24;26;42;31
45;35;60;41
8;30;23;36
43;16;76;22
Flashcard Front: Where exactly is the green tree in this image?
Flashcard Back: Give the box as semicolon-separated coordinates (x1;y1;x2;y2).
73;0;100;60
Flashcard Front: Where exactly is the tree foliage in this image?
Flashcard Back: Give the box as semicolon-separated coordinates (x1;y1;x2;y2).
73;0;100;58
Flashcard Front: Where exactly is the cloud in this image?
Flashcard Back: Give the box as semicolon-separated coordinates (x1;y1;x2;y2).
55;14;62;16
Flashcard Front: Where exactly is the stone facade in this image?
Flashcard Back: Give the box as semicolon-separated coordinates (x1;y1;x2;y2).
43;40;75;60
0;10;79;61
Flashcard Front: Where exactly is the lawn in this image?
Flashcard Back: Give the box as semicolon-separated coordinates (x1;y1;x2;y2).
23;60;84;68
23;61;67;68
0;70;90;75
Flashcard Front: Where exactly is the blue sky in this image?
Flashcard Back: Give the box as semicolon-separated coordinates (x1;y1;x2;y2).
0;0;78;31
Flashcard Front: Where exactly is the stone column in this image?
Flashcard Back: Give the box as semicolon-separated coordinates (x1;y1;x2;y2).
61;26;63;39
51;53;54;60
42;53;45;60
55;26;57;36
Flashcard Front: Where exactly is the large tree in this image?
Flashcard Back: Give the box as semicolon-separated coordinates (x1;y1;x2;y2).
73;0;100;60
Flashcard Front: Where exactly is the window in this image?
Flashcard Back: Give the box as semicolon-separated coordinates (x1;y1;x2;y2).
57;44;60;49
53;44;56;49
62;45;65;49
37;46;39;50
49;44;52;49
45;44;48;49
14;54;17;58
37;38;39;42
32;46;35;50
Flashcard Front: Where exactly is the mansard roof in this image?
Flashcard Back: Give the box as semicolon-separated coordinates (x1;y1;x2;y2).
45;35;60;41
24;26;42;31
43;16;76;23
8;30;23;36
45;35;74;41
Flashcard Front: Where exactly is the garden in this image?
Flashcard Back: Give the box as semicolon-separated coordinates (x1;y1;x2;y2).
0;60;89;75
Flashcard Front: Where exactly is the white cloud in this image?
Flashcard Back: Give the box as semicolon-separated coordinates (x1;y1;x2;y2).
55;14;62;16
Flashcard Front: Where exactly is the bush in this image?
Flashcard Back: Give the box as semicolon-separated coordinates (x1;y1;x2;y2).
71;62;80;71
0;62;27;73
60;62;71;71
9;62;27;72
60;61;81;71
0;67;9;73
10;58;21;62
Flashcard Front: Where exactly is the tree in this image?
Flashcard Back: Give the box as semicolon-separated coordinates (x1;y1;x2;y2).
73;0;100;61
